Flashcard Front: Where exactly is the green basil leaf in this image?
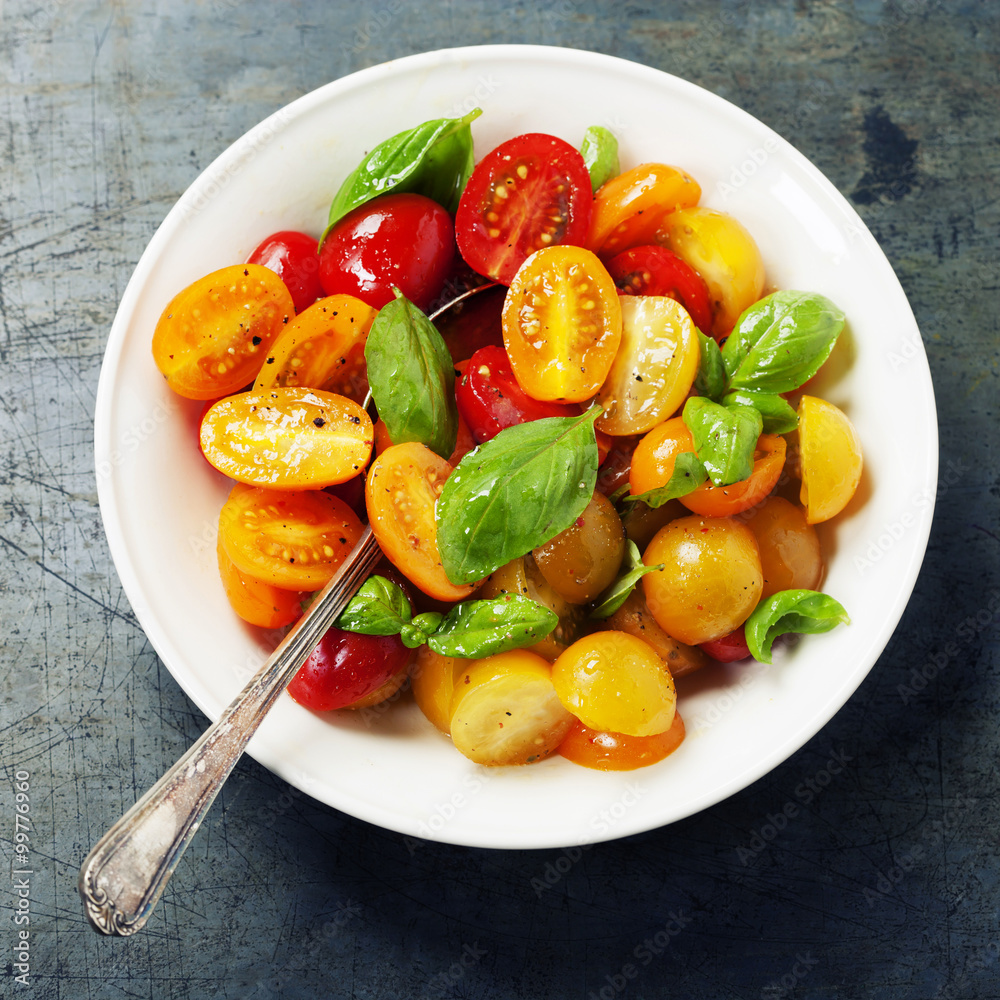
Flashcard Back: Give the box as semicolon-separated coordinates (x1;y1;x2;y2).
427;595;558;658
682;397;762;486
626;452;708;509
437;408;601;584
322;108;481;241
745;589;851;664
722;389;799;434
365;290;458;460
400;612;445;649
334;575;412;635
580;126;620;192
695;330;726;400
589;540;662;620
721;291;845;394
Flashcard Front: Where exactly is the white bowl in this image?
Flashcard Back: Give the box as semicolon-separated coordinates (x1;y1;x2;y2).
94;45;936;849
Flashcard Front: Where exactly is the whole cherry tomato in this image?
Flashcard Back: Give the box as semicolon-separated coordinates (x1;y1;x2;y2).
605;244;714;334
699;627;752;662
247;230;323;314
456;345;579;443
318;193;454;311
455;133;593;285
287;627;411;712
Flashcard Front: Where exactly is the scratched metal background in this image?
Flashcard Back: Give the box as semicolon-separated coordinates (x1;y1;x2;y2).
1;1;997;998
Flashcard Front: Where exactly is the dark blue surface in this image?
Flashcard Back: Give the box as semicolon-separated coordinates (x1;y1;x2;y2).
1;2;997;998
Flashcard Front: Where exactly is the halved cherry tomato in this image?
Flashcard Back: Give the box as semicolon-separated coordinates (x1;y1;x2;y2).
200;387;373;489
318;193;454;311
658;207;765;340
502;245;622;402
587;163;701;257
247;230;322;314
629;417;786;517
365;442;480;602
254;294;376;403
798;395;863;524
152;264;294;400
699;627;751;662
595;296;700;436
595;435;641;498
287;626;411;712
455;133;593;285
605;244;713;333
219;486;363;591
456;345;580;443
216;537;304;629
558;712;685;771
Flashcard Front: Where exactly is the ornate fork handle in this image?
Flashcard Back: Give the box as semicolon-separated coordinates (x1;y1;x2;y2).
79;527;382;936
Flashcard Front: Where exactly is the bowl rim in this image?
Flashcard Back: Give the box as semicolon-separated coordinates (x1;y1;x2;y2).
94;43;938;849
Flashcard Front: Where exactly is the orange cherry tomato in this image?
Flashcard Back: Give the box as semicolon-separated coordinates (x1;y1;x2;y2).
501;245;622;403
219;485;364;591
216;537;304;628
200;387;373;489
798;395;863;524
365;442;480;602
253;293;376;403
559;711;685;771
629;417;786;517
152;264;294;399
587;163;701;257
744;495;823;599
642;515;762;646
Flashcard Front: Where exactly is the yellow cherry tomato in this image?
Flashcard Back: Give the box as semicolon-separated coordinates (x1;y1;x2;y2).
745;496;823;599
658;207;765;339
410;647;464;734
641;515;763;645
797;395;863;524
595;296;700;436
551;631;677;737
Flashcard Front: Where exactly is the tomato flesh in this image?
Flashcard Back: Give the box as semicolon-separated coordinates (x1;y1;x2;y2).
502;245;622;403
456;133;593;285
318;193;454;311
456;345;579;443
288;626;411;712
559;712;685;771
200;387;373;489
219;486;364;592
216;538;304;629
152;264;294;400
606;244;713;334
247;230;322;314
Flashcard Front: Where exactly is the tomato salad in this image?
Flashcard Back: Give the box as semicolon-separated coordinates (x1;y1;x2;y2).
151;111;862;773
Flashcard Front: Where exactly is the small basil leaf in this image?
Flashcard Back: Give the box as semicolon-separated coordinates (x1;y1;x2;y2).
437;408;601;584
334;574;412;635
400;612;445;649
322;108;481;241
683;397;762;486
365;290;458;459
580;126;620;192
745;589;851;664
722;389;799;434
590;540;662;620
427;595;558;658
722;291;845;394
695;330;726;400
626;452;708;509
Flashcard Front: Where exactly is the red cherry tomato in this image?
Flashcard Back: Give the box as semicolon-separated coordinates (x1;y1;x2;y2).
455;133;593;285
605;245;714;334
455;345;579;443
247;230;322;314
318;193;454;311
699;627;752;662
287;626;411;712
